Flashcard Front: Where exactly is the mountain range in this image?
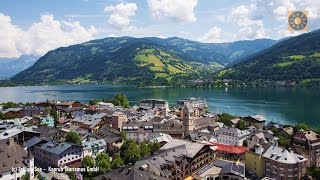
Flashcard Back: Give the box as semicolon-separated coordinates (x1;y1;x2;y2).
217;29;320;87
8;29;320;87
0;55;38;79
10;37;276;86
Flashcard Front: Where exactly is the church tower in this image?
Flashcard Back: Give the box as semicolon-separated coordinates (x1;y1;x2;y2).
26;148;35;180
183;103;194;137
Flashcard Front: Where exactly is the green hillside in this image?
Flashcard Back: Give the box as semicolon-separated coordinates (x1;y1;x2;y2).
216;30;320;87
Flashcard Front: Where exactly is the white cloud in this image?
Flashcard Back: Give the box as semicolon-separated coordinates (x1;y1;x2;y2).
228;4;267;40
104;3;137;30
147;0;198;23
0;14;23;58
0;13;98;58
198;27;222;43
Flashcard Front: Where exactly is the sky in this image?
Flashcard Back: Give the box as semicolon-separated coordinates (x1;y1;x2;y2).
0;0;320;58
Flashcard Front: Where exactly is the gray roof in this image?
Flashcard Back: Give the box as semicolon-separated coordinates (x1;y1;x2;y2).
262;145;307;164
94;126;122;143
160;139;205;158
215;127;250;138
1;108;22;114
0;139;28;174
83;139;106;150
94;166;166;180
212;159;245;177
39;141;82;155
25;136;49;148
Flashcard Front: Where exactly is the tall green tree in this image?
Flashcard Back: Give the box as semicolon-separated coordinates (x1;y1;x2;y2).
139;142;151;158
3;102;16;109
81;155;95;177
120;139;141;164
65;131;82;145
111;153;124;169
120;131;127;140
148;141;161;155
113;93;130;108
95;153;110;164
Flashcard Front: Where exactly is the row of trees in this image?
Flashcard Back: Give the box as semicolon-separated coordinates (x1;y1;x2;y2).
89;93;130;108
80;137;160;178
119;139;160;165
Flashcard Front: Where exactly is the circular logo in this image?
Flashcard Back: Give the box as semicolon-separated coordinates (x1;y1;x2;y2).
288;11;308;31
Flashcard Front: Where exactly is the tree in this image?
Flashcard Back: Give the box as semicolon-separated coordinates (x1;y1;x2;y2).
66;131;82;145
65;171;77;180
113;93;130;108
120;131;127;140
95;153;110;164
148;141;161;155
111;153;124;169
120;139;141;164
308;167;320;179
3;102;16;109
96;159;111;173
0;112;6;120
81;155;95;168
293;123;310;134
139;142;151;158
236;120;248;130
81;155;95;177
217;113;235;127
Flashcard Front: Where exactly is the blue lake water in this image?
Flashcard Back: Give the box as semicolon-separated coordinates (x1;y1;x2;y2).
0;84;319;127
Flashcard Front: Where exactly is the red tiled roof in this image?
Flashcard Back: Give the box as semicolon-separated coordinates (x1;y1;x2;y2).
211;143;247;154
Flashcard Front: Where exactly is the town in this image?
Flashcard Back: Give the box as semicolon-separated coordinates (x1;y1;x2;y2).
0;94;319;180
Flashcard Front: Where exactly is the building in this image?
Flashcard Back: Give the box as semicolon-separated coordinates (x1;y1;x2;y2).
0;138;34;180
193;159;246;180
278;127;294;138
293;130;320;167
214;143;248;162
122;120;154;142
262;144;307;179
73;113;107;132
215;127;250;146
94;166;166;180
153;120;184;139
1;108;23;119
26;137;83;168
147;133;172;146
245;145;265;179
0;126;40;145
244;115;266;129
97;102;114;109
22;106;45;117
93;126;123;156
139;99;169;115
53;101;81;109
83;139;107;158
33;126;67;142
247;130;278;150
177;97;208;110
41;115;55;127
134;139;216;180
111;111;128;132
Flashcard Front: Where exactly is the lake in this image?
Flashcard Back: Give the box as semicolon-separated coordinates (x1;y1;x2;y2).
0;84;319;127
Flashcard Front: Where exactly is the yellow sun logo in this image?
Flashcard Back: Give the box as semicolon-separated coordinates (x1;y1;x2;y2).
288;11;308;32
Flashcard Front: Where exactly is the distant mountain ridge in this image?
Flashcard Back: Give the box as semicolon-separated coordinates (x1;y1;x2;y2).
216;29;320;87
10;36;276;86
0;55;38;78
